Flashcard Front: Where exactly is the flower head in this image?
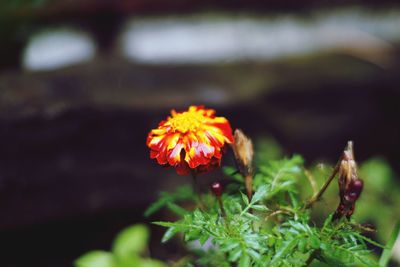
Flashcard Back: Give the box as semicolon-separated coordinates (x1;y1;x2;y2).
147;105;234;175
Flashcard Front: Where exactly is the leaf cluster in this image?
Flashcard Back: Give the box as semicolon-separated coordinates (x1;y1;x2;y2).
153;155;386;266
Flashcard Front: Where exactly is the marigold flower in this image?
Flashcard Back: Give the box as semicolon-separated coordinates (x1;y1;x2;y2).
147;105;234;175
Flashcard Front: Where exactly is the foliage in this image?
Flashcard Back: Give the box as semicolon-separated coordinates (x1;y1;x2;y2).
75;224;166;267
152;153;388;266
144;185;195;217
303;157;400;243
75;138;399;266
379;222;400;267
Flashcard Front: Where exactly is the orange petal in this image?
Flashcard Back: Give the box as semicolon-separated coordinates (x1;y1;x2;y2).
168;142;183;165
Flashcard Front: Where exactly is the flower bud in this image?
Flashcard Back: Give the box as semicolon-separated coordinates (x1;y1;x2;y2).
338;143;357;190
333;141;364;221
231;129;254;176
211;182;223;197
345;179;363;202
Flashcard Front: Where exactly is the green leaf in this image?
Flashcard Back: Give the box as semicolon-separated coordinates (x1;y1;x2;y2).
241;192;249;205
270;239;298;265
229;247;242;262
247;248;261;260
288;191;299;208
162;227;179;243
357;255;380;267
252;185;268;203
352;232;385;249
74;251;115;267
251;204;269;212
322;214;334;231
298;238;307;252
166;202;188;216
112;224;149;259
220;241;240;252
114;255;141;267
153;221;176;227
379;221;400;267
144;186;193;217
238;253;250;267
199;234;210;246
309;236;320;249
138;259;167;267
144;201;165;217
268;236;276;247
243;212;261;221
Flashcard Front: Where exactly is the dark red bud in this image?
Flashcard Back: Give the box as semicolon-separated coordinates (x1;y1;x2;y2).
345;179;363;202
211;182;223;197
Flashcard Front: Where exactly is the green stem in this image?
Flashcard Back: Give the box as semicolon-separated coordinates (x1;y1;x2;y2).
217;196;226;217
191;171;205;209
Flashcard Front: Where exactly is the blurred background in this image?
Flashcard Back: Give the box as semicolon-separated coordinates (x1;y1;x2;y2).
0;1;400;266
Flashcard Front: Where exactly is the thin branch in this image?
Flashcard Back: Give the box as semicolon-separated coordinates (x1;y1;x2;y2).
304;160;340;209
303;167;318;195
265;209;293;221
191;171;205;209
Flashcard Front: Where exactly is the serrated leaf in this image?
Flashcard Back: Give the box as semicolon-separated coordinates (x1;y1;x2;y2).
144;186;194;217
144;200;168;217
220;241;239;252
162;227;179;243
199;234;210;246
238;253;250;267
152;221;176;227
166;202;188;216
322;214;334;231
184;229;202;242
270;239;298;265
268;236;276;247
234;201;243;212
251;204;269;211
247;248;261;260
357;255;379;267
252;185;268;203
309;236;320;249
241;192;249;205
229;247;242;262
298;238;307;252
353;232;385;249
243;212;260;221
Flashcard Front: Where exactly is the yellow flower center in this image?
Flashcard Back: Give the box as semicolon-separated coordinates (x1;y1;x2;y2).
170;111;205;133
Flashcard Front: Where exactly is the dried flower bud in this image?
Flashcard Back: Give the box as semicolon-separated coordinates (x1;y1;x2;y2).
211;182;223;197
231;129;254;176
334;141;364;221
338;142;358;190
